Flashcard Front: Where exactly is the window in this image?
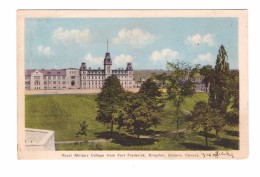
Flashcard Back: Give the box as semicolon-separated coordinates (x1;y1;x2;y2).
34;76;40;79
62;76;66;79
53;81;56;84
44;76;47;79
25;81;30;84
71;76;75;79
44;81;47;84
62;81;66;84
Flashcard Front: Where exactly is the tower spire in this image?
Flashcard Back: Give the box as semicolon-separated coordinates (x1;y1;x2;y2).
107;39;108;53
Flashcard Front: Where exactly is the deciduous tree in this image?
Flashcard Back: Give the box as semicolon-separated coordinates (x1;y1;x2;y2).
164;61;196;137
200;65;213;92
187;101;223;148
123;92;162;139
96;75;125;136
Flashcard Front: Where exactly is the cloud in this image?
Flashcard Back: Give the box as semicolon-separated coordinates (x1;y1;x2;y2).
52;27;90;44
84;54;103;66
193;52;213;64
114;54;134;67
112;28;155;48
38;45;52;56
150;49;179;62
186;33;215;47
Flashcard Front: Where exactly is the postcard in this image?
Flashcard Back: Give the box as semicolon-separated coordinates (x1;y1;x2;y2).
17;10;248;159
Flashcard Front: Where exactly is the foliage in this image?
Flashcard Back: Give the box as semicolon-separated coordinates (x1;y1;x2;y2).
26;93;238;150
122;92;162;139
139;78;162;99
76;120;88;141
230;70;239;110
96;75;125;135
164;61;196;136
200;65;213;92
186;101;224;148
226;110;239;127
208;45;231;113
226;70;239;126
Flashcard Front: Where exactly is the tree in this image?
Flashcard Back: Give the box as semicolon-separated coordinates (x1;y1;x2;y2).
164;61;196;137
139;78;165;107
76;120;88;142
139;78;162;99
96;75;125;136
226;70;239;126
208;45;231;113
211;108;225;138
187;101;223;148
123;92;162;139
200;65;213;92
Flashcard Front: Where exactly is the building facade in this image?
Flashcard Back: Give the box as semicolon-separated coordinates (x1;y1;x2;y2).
25;51;135;90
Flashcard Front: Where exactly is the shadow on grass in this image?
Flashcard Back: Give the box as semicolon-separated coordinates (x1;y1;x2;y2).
181;142;216;150
225;130;239;137
95;131;157;146
214;138;239;149
197;131;216;138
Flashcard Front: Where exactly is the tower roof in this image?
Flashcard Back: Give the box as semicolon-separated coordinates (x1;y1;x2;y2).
104;39;112;65
126;63;133;71
104;52;112;65
80;62;87;71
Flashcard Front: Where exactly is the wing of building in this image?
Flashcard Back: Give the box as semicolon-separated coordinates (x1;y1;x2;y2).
25;51;135;90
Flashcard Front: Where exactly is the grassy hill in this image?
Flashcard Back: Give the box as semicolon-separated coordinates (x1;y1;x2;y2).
25;93;238;150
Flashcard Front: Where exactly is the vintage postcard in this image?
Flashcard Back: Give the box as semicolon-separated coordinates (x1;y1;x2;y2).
17;10;248;159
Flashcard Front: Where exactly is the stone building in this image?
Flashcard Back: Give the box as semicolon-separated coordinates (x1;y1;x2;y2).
25;51;135;90
25;128;55;151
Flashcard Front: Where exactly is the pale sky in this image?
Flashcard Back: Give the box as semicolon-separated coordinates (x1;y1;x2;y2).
25;18;238;70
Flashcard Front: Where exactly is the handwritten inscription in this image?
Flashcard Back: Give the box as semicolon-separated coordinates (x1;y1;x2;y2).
201;151;234;158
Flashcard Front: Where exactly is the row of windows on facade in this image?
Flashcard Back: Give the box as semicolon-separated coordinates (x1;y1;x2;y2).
81;70;130;74
26;80;133;85
28;86;110;90
27;75;132;80
28;83;133;90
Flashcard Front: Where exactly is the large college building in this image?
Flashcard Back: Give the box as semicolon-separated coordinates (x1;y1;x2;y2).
25;51;135;90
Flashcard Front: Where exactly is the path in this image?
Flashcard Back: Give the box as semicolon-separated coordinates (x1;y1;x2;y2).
56;129;187;144
55;139;112;144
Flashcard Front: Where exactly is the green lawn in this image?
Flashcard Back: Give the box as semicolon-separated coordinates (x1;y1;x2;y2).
25;94;107;141
25;93;239;150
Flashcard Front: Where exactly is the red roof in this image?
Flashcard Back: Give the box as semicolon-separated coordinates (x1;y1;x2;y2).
25;69;66;76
